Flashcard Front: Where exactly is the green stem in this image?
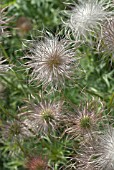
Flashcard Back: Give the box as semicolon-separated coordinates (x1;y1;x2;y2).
108;93;114;108
0;43;11;63
1;75;18;89
16;140;28;156
12;70;27;97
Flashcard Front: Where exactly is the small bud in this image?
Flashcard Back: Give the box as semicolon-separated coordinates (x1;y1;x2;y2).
16;16;32;36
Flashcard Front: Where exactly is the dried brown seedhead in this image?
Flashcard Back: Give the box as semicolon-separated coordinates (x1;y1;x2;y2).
26;156;48;170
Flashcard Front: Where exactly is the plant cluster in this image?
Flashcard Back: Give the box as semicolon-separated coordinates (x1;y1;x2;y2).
0;0;114;170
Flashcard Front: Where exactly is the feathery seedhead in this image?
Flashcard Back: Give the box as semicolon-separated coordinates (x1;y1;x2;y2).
65;99;103;138
76;137;97;170
77;126;114;170
92;126;114;170
26;156;48;170
64;0;113;40
102;18;114;54
1;121;23;142
24;35;75;88
0;120;35;142
19;100;63;135
66;108;96;138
